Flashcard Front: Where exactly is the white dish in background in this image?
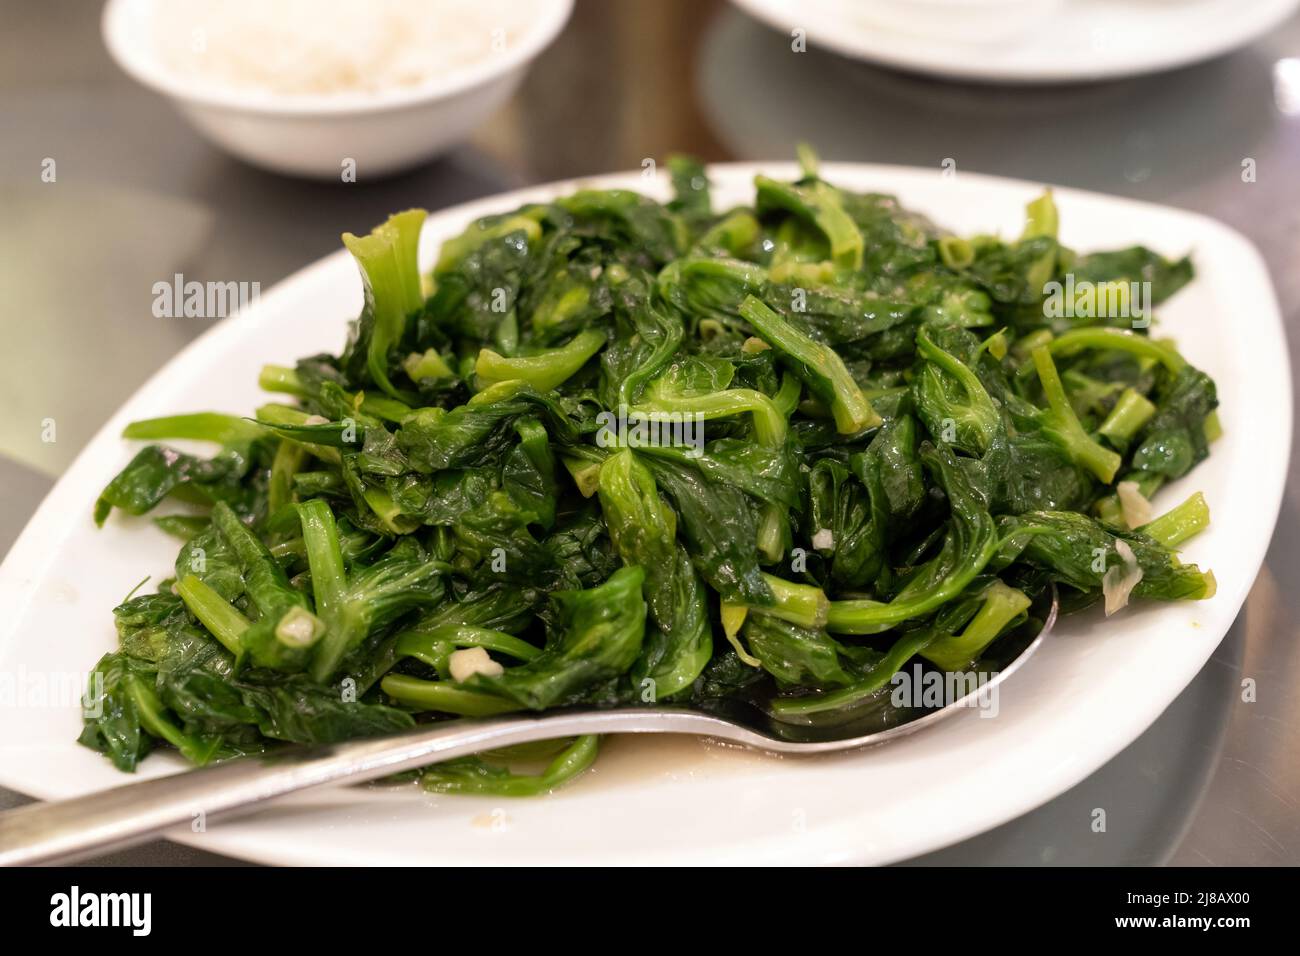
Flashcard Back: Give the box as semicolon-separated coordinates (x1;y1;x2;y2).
101;0;573;178
731;0;1300;84
819;0;1064;45
0;164;1288;866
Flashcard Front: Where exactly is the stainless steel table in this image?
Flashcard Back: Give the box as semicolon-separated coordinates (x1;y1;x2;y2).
2;0;1296;865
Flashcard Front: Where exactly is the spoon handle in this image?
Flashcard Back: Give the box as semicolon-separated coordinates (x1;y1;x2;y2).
0;708;720;866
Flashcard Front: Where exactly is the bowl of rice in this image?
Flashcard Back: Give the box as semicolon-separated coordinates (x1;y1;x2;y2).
103;0;574;178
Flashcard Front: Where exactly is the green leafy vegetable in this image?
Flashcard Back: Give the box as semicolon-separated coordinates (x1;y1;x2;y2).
83;149;1219;796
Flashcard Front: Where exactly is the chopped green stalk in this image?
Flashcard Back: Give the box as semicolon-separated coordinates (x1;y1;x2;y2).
795;142;820;179
211;501;320;671
261;367;411;423
258;365;309;397
1021;190;1059;240
267;439;305;514
300;498;432;683
275;605;326;649
829;588;956;635
1031;346;1122;483
1139;491;1210;548
1049;327;1185;372
297;496;356;679
630;389;787;446
121;413;264;445
756;503;786;563
255;403;310;426
476;328;606;392
299;500;441;683
772;372;802;416
921;581;1031;671
342;208;427;400
359;394;414;423
396;625;542;670
1096;495;1122;526
719;602;761;666
297;498;347;623
938;236;974;269
770;260;837;285
1098;387;1156;446
362;486;421;535
403;348;454;382
1012;328;1054;359
562;456;601;497
381;674;520;716
1204;410;1223;443
738;296;878;434
696;210;760;256
176;574;248;661
978;328;1008;361
749;574;829;629
254;404;341;464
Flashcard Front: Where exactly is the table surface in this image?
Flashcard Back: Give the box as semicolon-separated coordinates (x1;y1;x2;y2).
2;0;1297;866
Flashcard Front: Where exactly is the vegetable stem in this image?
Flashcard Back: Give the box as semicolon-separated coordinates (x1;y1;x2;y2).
1097;387;1156;446
752;574;829;629
921;581;1031;671
122;413;264;445
475;328;606;392
1031;346;1122;483
176;574;249;661
1139;491;1210;548
738;295;879;434
630;389;787;446
381;674;520;716
1049;328;1185;372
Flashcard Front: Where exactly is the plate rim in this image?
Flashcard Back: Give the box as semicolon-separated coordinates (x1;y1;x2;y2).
0;162;1290;865
728;0;1300;84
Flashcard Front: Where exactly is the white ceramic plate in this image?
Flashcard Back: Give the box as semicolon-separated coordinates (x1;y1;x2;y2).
0;164;1288;865
730;0;1300;84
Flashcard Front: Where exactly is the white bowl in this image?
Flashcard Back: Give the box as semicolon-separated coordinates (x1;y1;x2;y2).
102;0;573;179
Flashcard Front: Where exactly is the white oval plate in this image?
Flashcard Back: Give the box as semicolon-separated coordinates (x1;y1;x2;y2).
0;164;1288;866
731;0;1300;85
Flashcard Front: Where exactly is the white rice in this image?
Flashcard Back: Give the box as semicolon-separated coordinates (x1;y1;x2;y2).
154;0;538;96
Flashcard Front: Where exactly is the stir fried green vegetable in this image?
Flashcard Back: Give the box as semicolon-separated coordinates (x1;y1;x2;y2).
82;151;1218;794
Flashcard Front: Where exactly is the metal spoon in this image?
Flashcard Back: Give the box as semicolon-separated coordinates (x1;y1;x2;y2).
0;589;1055;865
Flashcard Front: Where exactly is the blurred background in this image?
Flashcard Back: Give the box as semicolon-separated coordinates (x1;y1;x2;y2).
1;0;1298;865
